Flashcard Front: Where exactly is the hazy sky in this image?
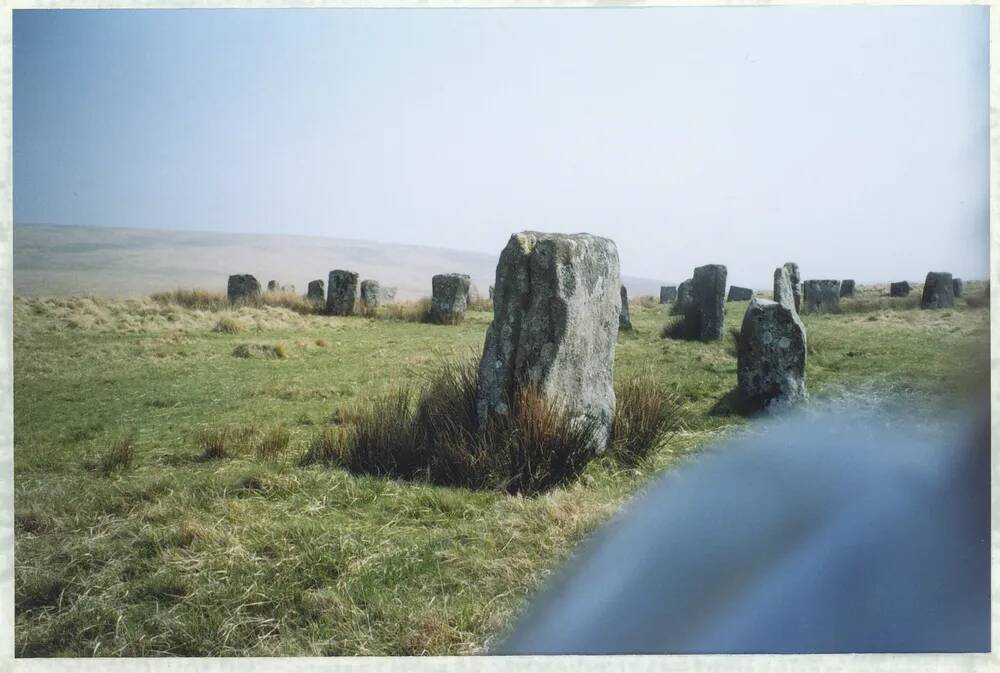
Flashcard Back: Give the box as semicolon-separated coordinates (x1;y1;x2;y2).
14;6;989;286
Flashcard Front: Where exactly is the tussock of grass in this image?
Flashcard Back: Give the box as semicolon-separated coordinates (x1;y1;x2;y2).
213;315;244;333
198;425;290;462
151;288;227;311
91;435;137;476
232;342;286;359
377;298;432;323
466;297;494;312
635;295;659;309
609;375;683;467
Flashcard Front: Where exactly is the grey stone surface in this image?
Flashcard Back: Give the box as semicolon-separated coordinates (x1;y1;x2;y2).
802;280;841;313
227;274;261;303
306;279;325;302
489;285;495;300
430;273;471;324
359;280;382;310
783;262;801;312
672;279;694;315
379;286;397;303
726;286;753;302
476;231;620;453
890;281;911;297
840;280;856;298
737;298;807;410
619;286;632;330
952;278;963;298
921;272;955;309
660;286;677;303
326;270;359;316
773;266;796;312
686;264;727;341
267;280;278;292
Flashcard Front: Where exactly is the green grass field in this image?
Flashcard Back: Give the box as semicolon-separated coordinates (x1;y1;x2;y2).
12;285;989;656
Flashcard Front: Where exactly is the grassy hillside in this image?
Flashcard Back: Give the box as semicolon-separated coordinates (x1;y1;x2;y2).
12;286;989;656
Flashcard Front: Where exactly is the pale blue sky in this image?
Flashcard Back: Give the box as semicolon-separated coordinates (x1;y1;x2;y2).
13;6;989;286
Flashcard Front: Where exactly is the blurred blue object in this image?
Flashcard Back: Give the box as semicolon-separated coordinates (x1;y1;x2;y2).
497;401;990;654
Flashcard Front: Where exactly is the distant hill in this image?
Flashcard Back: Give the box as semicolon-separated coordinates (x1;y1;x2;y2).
13;223;669;300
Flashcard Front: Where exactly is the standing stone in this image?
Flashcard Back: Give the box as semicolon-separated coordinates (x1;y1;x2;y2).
952;278;963;298
476;231;620;452
660;286;677;304
726;286;753;302
326;270;359;316
227;274;261;303
359;280;382;310
687;264;727;341
782;262;801;313
267;280;278;292
619;286;632;330
306;279;325;302
672;279;694;315
430;273;471;324
890;281;911;297
489;285;495;300
773;266;796;312
737;298;807;410
379;286;397;304
921;272;954;309
840;280;856;298
802;280;841;313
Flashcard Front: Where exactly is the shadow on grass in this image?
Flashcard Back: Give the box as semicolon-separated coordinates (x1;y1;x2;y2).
708;387;753;417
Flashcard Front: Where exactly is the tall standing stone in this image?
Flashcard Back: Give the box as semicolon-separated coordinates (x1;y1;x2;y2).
952;278;963;298
476;232;620;452
619;286;632;330
227;274;261;303
685;265;727;341
430;273;471;324
359;280;382;310
726;286;753;302
672;278;694;315
783;262;801;313
737;298;807;410
890;281;911;297
267;280;278;292
921;272;955;309
773;266;796;312
840;280;856;298
802;280;841;313
306;279;325;302
326;270;359;316
660;286;677;304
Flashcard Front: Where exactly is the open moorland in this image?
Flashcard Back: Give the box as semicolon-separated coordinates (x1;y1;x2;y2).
12;283;989;656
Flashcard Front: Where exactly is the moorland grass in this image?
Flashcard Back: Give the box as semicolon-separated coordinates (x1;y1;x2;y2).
12;284;989;656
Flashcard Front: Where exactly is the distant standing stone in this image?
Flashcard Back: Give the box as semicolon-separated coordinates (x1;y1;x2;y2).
476;231;620;452
672;279;694;315
783;262;801;313
430;273;471;324
489;285;495;300
840;280;856;298
359;280;382;310
379;286;397;304
952;278;963;298
660;286;677;304
890;281;911;297
227;274;261;303
737;298;807;410
619;286;632;330
326;270;359;316
306;279;325;302
802;280;841;313
773;266;797;313
687;264;727;341
267;280;278;292
921;272;955;309
726;286;753;302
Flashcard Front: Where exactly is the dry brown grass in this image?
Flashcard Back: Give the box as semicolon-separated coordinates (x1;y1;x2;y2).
151;288;228;311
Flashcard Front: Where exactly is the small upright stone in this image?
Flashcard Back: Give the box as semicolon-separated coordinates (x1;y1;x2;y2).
687;264;727;341
773;266;796;312
840;280;856;298
952;278;963;298
726;286;753;302
619;286;632;330
476;231;620;452
227;274;261;303
783;262;801;312
737;298;807;411
660;286;677;303
359;280;382;310
672;279;694;315
430;273;471;324
921;272;954;309
489;285;495;300
306;279;325;302
890;281;911;297
267;280;278;292
801;280;841;313
326;270;359;316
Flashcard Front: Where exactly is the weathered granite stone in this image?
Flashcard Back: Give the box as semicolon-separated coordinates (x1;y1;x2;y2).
840;280;856;298
671;279;694;315
619;286;632;330
801;280;841;313
306;279;325;302
726;286;753;302
783;262;801;312
952;278;963;298
890;281;911;297
660;286;677;303
686;264;727;341
476;231;620;452
773;266;796;312
737;298;807;410
267;280;278;292
921;272;955;309
359;280;382;310
227;274;261;303
489;285;495;300
430;273;471;324
326;270;359;316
